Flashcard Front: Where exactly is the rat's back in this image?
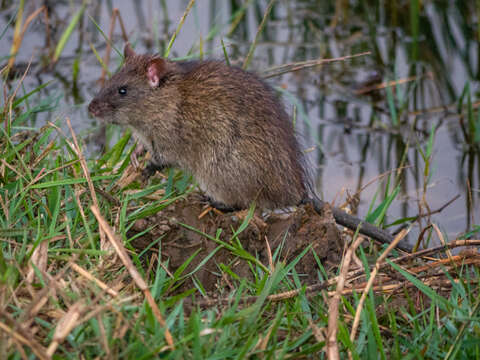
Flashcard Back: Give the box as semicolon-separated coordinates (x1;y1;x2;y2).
89;45;309;210
174;60;308;209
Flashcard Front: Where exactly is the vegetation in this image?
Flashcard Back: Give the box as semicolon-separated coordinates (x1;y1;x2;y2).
1;1;479;358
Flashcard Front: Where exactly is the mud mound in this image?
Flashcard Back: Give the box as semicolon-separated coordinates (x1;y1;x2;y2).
130;192;345;294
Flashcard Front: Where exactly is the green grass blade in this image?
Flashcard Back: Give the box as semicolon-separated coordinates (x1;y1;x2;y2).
54;4;86;62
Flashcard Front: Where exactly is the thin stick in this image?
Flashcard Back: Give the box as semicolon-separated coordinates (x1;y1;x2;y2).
7;5;45;72
70;262;118;297
392;240;480;263
66;117;105;247
341;239;480;288
327;235;365;360
401;195;460;224
100;8;118;85
354;72;434;95
47;302;83;356
432;223;452;258
407;254;480;274
263;52;370;79
196;239;480;308
265;236;274;271
116;9;128;41
66;118;100;211
0;313;49;360
349;228;409;357
90;205;175;349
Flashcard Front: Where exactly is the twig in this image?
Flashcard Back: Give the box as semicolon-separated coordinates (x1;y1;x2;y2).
407;254;480;274
393;195;460;228
344;239;480;285
0;315;49;360
327;236;365;359
90;205;175;349
393;240;480;263
354;72;434;95
47;301;84;356
265;236;274;272
66;118;100;210
94;186;121;206
70;262;118;297
6;6;46;73
97;313;110;357
349;228;409;359
196;239;480;308
100;8;118;85
337;276;479;296
262;52;371;79
66;117;105;247
432;223;452;259
99;8;128;85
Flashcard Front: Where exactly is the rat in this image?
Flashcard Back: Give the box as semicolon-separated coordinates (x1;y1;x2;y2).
88;44;409;252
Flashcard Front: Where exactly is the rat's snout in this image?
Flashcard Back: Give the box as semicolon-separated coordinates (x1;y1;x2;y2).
88;99;99;116
88;98;117;123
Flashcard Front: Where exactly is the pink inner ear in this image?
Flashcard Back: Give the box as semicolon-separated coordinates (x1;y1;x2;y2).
146;59;166;87
147;64;160;87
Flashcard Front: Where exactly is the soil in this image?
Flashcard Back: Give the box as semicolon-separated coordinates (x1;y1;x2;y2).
130;192;345;295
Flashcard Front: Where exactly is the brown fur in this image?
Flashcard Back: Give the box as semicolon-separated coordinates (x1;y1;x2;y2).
88;46;407;251
89;46;308;210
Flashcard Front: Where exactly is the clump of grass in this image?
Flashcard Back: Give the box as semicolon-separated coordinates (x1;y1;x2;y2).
1;1;480;359
2;57;479;360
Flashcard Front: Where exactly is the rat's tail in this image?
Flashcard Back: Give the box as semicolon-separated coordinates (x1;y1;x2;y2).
301;195;412;253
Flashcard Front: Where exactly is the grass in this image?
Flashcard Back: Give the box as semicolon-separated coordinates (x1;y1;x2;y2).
1;0;480;359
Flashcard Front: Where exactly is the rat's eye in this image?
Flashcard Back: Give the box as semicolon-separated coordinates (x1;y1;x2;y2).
118;86;127;96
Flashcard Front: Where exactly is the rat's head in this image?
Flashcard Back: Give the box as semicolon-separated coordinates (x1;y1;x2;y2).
88;44;176;125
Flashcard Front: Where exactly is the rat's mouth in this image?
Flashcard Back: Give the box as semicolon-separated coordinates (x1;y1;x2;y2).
88;100;124;125
91;114;118;125
88;100;101;117
88;99;113;119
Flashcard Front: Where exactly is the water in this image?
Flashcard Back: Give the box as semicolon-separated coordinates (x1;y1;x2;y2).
1;0;478;245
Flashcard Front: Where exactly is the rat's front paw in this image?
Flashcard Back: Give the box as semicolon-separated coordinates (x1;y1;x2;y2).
141;162;166;180
130;143;146;169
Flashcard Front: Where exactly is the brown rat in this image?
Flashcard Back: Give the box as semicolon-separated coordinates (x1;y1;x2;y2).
89;44;409;252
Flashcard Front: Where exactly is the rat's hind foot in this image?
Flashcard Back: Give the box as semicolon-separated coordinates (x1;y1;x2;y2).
202;195;239;213
210;201;237;213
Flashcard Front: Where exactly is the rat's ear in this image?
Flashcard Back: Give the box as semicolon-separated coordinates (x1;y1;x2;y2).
124;43;135;59
146;58;167;87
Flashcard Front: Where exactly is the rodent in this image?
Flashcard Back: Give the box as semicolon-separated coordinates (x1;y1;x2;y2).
89;44;409;252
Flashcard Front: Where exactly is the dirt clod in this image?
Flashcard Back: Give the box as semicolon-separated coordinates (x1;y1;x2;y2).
130;192;344;295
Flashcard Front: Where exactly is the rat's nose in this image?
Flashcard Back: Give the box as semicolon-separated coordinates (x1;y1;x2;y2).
88;100;100;117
